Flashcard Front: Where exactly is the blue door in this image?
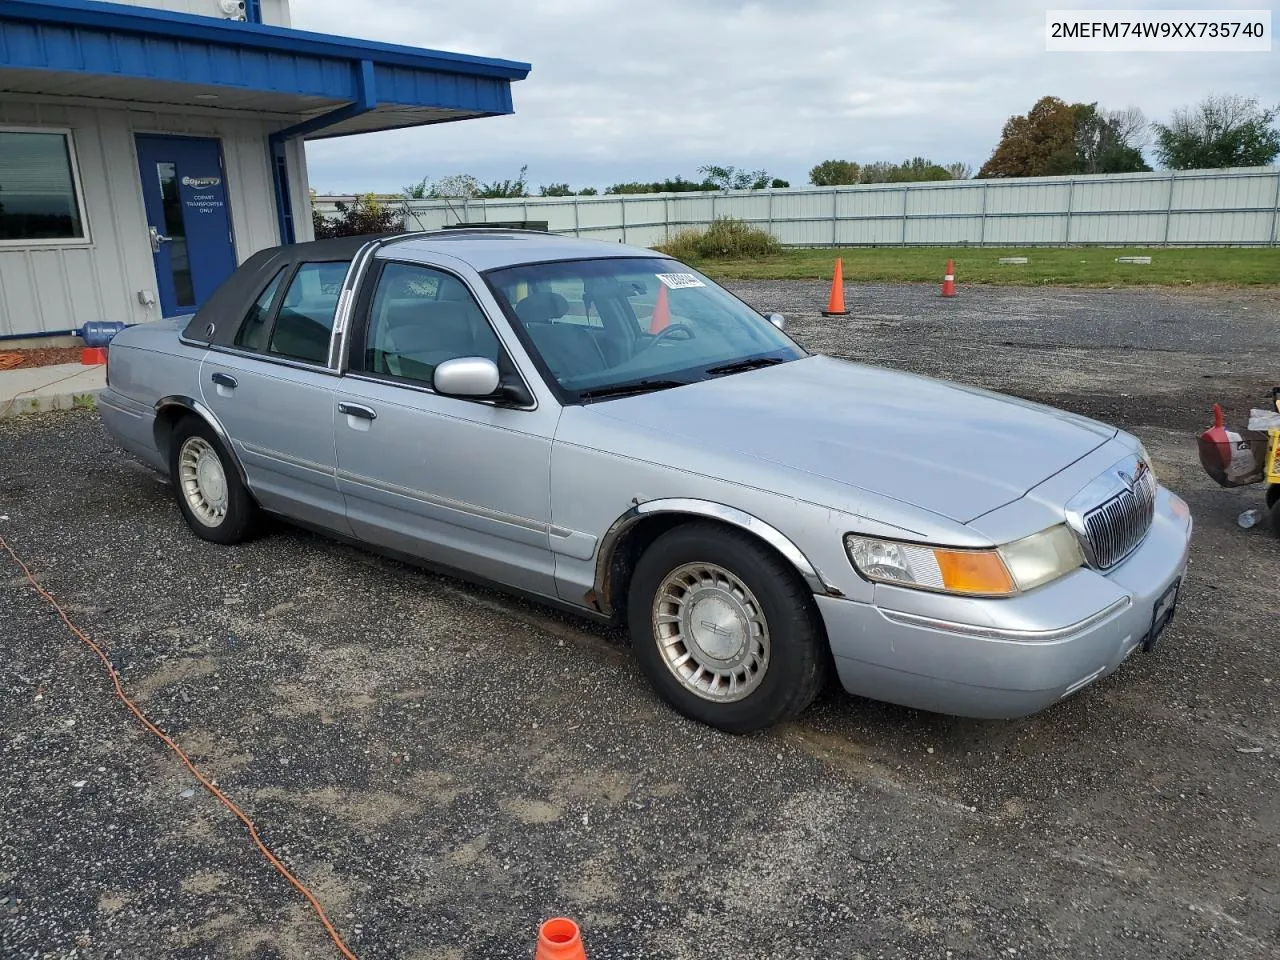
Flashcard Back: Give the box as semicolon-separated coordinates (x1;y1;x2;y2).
135;135;237;318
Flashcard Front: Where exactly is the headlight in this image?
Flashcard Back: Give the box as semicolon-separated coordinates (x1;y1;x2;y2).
998;525;1085;591
844;535;1016;596
845;525;1084;597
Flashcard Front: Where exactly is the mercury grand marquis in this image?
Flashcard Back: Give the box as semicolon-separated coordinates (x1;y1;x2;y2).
98;231;1193;732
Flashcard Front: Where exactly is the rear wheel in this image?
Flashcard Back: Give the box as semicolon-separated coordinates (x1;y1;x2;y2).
169;417;259;544
627;522;828;733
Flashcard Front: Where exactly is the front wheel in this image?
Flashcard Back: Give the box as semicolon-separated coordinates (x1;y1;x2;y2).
169;416;259;544
627;523;828;733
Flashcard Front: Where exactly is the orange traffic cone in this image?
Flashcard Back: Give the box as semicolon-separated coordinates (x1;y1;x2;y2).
649;284;670;334
81;347;108;365
940;259;957;298
536;918;586;960
822;258;849;316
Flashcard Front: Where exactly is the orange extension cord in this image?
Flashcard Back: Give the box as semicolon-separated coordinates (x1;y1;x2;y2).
0;534;360;960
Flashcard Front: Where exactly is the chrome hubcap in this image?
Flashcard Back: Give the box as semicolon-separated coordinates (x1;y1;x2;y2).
178;436;228;526
651;562;770;703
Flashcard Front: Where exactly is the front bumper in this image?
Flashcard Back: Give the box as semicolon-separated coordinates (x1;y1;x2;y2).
820;487;1193;718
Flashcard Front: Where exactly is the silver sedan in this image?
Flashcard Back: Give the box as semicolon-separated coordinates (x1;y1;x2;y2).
98;231;1193;732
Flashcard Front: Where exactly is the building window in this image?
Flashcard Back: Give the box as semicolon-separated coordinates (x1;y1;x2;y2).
0;129;88;243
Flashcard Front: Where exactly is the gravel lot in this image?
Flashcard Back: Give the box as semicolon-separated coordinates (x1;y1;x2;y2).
2;281;1278;960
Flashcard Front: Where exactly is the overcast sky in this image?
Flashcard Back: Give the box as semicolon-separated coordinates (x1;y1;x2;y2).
294;0;1277;194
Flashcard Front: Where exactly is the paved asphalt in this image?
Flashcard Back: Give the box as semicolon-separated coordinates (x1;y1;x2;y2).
1;281;1278;959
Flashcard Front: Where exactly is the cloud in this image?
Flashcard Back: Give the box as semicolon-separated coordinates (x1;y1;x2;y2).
293;0;1278;193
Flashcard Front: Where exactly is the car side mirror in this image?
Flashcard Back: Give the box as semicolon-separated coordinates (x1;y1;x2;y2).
433;357;501;397
767;313;786;331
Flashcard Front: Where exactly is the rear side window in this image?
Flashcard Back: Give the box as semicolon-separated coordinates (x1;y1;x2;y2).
267;261;350;364
234;267;288;351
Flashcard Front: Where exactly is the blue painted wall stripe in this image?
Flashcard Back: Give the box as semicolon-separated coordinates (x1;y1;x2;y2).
0;19;524;116
1;20;360;97
2;0;531;80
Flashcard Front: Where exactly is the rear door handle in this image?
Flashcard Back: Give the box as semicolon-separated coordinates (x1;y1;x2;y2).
338;402;377;421
211;372;237;388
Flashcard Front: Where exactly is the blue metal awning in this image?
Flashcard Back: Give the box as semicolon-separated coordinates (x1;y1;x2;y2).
0;0;532;138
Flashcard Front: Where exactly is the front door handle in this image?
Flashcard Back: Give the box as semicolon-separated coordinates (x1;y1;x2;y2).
338;402;377;421
211;372;238;389
149;225;171;253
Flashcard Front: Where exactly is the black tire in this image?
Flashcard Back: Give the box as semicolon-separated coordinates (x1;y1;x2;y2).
169;416;259;544
1270;496;1280;540
627;522;829;733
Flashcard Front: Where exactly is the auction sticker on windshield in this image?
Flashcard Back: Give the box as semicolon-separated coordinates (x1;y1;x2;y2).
655;273;706;289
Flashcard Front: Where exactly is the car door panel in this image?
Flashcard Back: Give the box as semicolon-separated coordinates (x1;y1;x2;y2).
195;258;351;533
199;352;348;532
333;378;559;595
332;258;560;598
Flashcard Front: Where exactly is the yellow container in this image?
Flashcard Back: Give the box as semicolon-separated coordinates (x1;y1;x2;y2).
1267;430;1280;485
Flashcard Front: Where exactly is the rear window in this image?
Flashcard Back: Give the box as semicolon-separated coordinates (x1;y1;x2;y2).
266;261;350;364
234;267;288;352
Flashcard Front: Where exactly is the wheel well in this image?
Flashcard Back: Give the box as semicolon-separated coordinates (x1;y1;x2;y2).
153;405;243;484
602;514;822;625
599;513;685;621
152;405;193;468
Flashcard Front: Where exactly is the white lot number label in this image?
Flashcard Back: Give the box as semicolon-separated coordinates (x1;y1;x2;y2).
1046;10;1271;51
655;273;705;290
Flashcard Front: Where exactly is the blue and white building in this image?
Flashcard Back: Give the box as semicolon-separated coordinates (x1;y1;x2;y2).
0;0;530;340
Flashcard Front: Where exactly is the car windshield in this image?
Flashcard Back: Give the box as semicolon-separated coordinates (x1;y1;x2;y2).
485;256;805;401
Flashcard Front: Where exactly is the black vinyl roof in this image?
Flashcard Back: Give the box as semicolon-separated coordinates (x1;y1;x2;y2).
180;228;670;347
180;235;384;347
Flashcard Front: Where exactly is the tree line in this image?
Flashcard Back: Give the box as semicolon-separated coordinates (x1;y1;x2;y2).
322;93;1278;208
395;163;792;200
808;94;1277;185
976;94;1278;178
809;158;972;185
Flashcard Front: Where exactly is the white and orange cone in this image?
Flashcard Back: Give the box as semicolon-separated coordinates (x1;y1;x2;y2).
940;259;957;298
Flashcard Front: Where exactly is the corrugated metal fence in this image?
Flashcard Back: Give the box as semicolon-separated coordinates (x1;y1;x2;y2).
315;166;1280;248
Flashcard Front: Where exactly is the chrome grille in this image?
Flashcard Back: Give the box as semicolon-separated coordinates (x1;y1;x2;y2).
1081;464;1157;569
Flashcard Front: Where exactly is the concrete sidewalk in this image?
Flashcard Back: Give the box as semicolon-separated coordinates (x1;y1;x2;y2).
0;362;106;419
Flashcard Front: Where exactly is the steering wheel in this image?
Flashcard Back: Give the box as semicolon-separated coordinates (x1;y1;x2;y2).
634;323;696;355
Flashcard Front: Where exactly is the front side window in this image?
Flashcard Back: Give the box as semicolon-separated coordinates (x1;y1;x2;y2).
268;260;350;364
0;130;86;242
359;261;501;385
485;257;804;401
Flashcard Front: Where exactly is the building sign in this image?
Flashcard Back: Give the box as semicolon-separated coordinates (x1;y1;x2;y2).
182;174;226;215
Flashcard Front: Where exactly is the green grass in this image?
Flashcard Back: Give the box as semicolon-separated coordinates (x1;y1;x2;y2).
685;247;1280;287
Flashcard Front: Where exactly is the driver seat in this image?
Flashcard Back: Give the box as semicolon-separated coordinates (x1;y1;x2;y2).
515;291;609;378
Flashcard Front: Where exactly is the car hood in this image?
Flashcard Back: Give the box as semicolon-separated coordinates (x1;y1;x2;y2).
588;355;1115;523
